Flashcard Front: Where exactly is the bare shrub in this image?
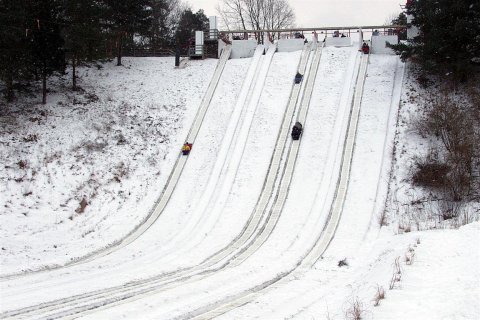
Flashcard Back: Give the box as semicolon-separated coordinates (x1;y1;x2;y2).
325;304;333;320
405;246;415;265
425;198;467;222
345;297;366;320
23;134;38;142
398;219;411;233
389;256;402;290
147;155;158;167
84;92;99;103
338;258;348;267
409;89;479;226
44;151;63;165
459;207;476;225
116;133;127;145
416;74;433;89
17;160;28;169
373;285;386;307
421;93;477;202
438;199;465;220
412;208;422;230
411;151;450;189
75;197;88;214
378;209;388;227
112;161;130;182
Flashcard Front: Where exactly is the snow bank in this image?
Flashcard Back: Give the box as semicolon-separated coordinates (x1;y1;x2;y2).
376;222;480;320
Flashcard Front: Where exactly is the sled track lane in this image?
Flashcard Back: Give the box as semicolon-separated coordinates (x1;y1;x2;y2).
228;42;324;266
144;44;267;263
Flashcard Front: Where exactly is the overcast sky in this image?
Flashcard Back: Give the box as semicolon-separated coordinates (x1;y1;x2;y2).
189;0;405;29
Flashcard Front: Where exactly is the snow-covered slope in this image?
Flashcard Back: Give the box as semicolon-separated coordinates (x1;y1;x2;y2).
0;48;303;312
0;57;218;275
1;48;478;320
21;45;362;320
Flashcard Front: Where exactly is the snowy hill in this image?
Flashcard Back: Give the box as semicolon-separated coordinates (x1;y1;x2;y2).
0;48;478;319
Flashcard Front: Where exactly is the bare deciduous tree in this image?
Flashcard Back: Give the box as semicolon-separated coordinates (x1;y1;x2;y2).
216;0;247;30
262;0;294;30
217;0;295;33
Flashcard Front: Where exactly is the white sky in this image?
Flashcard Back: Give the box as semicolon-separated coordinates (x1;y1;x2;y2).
189;0;405;29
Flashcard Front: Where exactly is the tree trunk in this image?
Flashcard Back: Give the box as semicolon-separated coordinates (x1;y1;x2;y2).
117;33;123;66
5;73;14;103
72;54;77;91
42;63;47;105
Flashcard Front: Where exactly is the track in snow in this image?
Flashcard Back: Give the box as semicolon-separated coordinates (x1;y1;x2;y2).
272;55;406;319
227;42;324;266
142;44;270;263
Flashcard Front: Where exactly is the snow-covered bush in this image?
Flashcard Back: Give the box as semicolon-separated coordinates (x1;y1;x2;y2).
372;285;385;307
344;296;367;320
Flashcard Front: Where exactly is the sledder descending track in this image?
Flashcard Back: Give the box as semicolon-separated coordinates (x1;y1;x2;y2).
72;45;233;266
141;44;270;263
74;43;322;320
0;45;233;281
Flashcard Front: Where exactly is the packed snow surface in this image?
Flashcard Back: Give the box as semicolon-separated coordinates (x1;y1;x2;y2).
1;48;478;319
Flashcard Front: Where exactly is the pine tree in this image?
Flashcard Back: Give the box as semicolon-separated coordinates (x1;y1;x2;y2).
62;0;104;90
102;0;152;66
148;0;183;50
390;0;480;80
0;0;29;102
175;9;209;55
391;12;407;40
28;0;65;104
